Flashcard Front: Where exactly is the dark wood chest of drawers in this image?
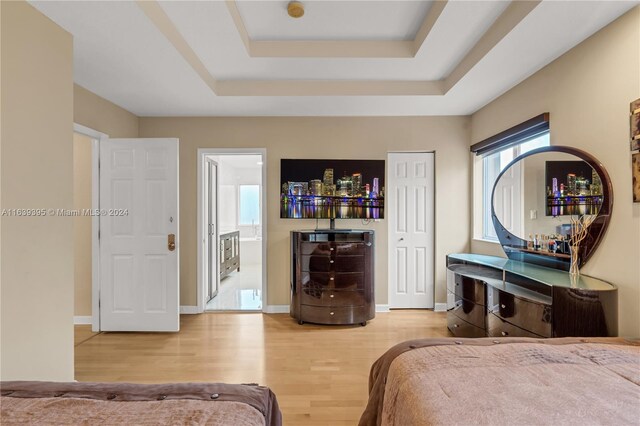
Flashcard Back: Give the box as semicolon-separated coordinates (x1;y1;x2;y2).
290;230;375;326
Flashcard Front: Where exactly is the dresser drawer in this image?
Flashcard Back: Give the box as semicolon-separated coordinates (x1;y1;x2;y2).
301;272;331;289
300;242;332;256
448;290;485;329
447;314;486;337
301;255;331;272
487;313;543;338
488;287;552;337
300;305;370;325
335;243;365;256
301;272;365;291
452;274;486;306
300;242;365;256
300;289;366;307
300;255;364;272
334;272;364;291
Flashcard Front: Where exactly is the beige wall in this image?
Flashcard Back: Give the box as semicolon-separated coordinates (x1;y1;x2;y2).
73;134;93;317
0;1;74;380
471;7;640;337
74;84;139;138
139;117;471;307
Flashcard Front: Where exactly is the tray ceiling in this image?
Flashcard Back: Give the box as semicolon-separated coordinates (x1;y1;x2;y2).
29;0;638;116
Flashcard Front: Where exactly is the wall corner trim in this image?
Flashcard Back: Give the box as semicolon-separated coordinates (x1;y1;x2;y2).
264;305;290;314
375;304;390;312
180;306;201;314
73;316;93;325
434;303;448;312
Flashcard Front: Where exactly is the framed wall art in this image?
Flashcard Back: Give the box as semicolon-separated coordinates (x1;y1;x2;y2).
633;152;640;203
631;98;640;151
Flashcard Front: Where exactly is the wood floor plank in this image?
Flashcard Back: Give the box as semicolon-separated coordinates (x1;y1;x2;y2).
75;310;448;426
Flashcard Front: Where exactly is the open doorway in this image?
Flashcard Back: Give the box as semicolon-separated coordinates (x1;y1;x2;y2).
72;124;103;331
199;150;266;312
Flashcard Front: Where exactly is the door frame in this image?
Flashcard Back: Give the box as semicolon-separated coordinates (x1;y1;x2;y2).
387;151;436;309
205;157;219;302
196;148;268;313
73;123;108;331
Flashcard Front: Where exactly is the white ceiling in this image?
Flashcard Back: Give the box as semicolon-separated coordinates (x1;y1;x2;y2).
30;0;638;117
236;1;433;41
164;0;508;80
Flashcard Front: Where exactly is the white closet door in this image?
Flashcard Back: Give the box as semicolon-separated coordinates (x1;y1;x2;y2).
388;152;435;309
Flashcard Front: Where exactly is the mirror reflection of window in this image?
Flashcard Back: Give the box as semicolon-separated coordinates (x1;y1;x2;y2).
482;132;550;241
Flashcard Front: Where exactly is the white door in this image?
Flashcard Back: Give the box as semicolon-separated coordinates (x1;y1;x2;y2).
388;152;435;309
99;138;179;331
206;158;219;302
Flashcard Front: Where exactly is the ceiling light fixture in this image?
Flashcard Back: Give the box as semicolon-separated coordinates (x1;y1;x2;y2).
287;1;304;19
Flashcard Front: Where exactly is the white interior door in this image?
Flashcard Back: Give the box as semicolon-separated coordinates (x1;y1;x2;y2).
206;158;219;302
99;138;179;331
388;152;435;309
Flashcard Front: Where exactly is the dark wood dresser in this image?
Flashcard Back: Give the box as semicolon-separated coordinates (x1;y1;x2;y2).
220;230;240;280
290;230;375;326
446;253;617;338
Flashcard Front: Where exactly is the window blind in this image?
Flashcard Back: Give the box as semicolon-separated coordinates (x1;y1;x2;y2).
471;113;549;156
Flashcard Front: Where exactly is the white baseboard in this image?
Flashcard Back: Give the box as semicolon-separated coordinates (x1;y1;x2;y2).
375;304;390;312
180;306;200;314
74;316;92;325
434;303;447;312
264;305;290;314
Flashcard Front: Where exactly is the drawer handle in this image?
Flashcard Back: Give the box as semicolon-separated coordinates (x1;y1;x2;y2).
501;331;509;336
330;312;335;316
452;324;459;328
329;294;334;298
501;304;506;309
330;260;334;264
329;277;334;281
330;248;334;251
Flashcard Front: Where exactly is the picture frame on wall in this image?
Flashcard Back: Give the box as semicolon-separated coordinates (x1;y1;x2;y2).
631;98;640;151
633;152;640;203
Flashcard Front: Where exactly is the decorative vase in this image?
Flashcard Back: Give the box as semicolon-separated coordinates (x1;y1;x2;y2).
569;244;580;276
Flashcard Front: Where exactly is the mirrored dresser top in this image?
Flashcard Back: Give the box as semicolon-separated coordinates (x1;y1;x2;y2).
448;253;615;291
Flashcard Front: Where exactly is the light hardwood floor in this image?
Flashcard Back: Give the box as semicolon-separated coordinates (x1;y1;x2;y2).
75;311;449;426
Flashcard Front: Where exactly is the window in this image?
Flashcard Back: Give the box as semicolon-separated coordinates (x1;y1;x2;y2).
239;184;260;225
481;132;550;241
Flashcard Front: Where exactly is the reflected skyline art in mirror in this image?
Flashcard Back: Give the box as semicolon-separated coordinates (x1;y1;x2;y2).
280;159;385;219
545;160;603;216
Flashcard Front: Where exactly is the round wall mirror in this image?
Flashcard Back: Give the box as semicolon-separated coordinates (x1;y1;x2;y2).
491;146;613;271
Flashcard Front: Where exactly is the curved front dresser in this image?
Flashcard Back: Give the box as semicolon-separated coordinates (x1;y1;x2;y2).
446;254;617;338
291;230;375;326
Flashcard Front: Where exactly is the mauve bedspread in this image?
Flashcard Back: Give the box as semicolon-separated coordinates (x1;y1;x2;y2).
359;337;640;426
1;381;281;426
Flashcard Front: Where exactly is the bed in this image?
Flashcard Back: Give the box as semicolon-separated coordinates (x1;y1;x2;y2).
1;381;281;426
359;337;640;426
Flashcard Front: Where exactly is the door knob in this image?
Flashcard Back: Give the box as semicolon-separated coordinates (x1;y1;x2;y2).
399;238;404;241
168;234;176;251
